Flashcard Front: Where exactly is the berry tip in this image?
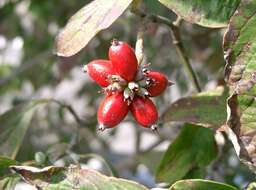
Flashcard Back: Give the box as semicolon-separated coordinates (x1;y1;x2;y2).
168;80;175;86
150;124;159;133
98;124;107;131
82;65;87;73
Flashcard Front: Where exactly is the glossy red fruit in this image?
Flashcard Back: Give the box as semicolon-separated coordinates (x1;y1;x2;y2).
97;93;129;130
146;71;168;97
109;40;138;82
86;60;114;87
130;97;158;128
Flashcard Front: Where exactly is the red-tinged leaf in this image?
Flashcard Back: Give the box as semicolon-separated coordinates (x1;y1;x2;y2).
10;165;65;188
223;0;256;170
11;165;148;190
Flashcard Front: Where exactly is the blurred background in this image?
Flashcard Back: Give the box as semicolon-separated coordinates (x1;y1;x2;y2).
0;0;254;189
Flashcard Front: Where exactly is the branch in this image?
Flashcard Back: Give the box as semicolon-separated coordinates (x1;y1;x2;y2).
132;10;201;92
169;17;201;92
51;99;87;127
140;137;165;154
47;99;111;162
135;127;142;154
115;137;166;171
50;99;85;151
79;153;118;177
132;9;174;28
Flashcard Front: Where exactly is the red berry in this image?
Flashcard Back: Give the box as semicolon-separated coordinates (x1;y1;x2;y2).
146;71;168;97
109;40;138;82
130;97;158;128
86;60;114;87
97;93;129;130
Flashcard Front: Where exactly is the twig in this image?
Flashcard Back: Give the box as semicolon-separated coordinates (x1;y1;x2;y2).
50;99;87;127
169;17;201;92
132;9;174;27
116;137;166;171
140;137;165;154
134;15;146;154
79;153;119;177
132;10;201;92
135;127;142;154
51;99;107;149
45;98;110;162
50;99;85;155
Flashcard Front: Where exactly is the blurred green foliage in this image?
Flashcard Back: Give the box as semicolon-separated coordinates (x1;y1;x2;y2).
0;0;255;189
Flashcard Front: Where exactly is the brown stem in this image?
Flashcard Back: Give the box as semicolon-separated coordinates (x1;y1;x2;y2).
115;137;166;171
47;99;110;162
51;99;86;126
132;10;201;92
135;127;142;154
169;17;201;92
140;137;165;154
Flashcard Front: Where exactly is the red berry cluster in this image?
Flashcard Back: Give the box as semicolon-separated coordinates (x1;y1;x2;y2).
83;40;172;131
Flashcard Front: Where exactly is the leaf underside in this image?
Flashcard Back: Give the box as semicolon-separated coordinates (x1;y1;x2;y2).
55;0;133;57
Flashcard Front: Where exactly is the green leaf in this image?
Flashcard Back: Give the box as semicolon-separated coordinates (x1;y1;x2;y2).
158;0;240;28
162;87;228;128
0;156;18;177
169;179;238;190
156;124;217;184
56;0;133;57
223;0;256;169
11;165;148;190
0;99;50;159
0;174;20;190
